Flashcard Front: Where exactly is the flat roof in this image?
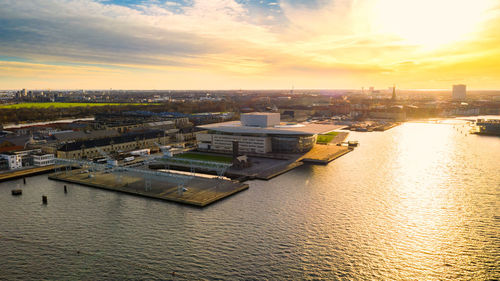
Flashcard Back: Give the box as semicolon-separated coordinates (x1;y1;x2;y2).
241;112;279;116
198;121;343;135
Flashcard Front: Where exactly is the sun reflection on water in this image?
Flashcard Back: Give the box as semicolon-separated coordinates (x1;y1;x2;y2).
379;122;493;279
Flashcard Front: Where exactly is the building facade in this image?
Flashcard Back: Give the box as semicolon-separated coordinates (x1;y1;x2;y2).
33;153;55;166
0;153;22;170
241;112;280;127
452;84;467;101
197;113;340;154
57;130;170;159
198;133;271;154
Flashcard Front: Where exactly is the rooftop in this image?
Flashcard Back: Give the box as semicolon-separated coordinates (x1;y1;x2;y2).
59;130;164;152
241;112;278;116
198;121;343;135
52;129;120;142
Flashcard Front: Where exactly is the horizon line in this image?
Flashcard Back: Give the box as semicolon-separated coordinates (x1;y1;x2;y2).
2;88;500;92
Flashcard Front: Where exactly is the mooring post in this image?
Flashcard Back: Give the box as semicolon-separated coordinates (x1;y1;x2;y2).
23;177;26;184
64;185;67;193
42;195;47;204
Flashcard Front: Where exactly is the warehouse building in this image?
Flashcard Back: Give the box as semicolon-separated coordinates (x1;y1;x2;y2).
57;130;169;159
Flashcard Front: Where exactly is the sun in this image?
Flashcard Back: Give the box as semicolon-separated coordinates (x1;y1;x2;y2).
371;0;495;49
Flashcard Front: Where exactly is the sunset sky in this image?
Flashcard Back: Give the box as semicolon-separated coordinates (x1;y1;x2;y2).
1;0;499;90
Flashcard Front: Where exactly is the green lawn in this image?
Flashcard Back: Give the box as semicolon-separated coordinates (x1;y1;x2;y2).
174;152;233;163
0;102;154;109
325;131;339;136
316;131;339;144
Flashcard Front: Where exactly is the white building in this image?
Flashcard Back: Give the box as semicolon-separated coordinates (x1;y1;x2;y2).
197;112;342;154
197;133;272;154
452;84;466;101
0;153;22;169
240;112;280;128
33;153;55;166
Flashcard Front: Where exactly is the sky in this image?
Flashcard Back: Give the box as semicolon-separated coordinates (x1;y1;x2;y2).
1;0;500;90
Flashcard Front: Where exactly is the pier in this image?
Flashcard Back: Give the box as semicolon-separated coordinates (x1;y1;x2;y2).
300;145;352;164
49;169;248;207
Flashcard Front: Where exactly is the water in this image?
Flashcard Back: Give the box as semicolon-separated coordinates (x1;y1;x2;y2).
3;117;94;129
1;121;499;280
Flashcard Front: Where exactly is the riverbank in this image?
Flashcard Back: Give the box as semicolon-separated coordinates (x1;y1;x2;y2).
3;117;94;129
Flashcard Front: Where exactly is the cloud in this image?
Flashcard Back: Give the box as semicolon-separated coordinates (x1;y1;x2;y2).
0;1;220;66
0;0;499;89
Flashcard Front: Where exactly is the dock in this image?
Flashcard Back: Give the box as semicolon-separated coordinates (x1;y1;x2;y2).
149;138;353;181
48;169;248;207
373;122;400;131
0;165;60;182
150;157;303;181
330;132;349;144
227;159;304;181
300;145;352;164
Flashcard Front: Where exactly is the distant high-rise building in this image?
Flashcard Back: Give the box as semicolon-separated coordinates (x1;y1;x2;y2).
369;86;374;94
391;85;396;101
452;84;466;101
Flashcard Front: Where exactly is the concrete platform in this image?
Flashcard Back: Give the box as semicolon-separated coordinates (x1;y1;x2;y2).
150;156;304;181
227;158;303;180
330;132;349;144
150;139;354;181
300;145;352;164
49;169;248;207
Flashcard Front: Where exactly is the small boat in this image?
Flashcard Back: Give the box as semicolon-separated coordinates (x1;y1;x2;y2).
11;189;22;196
347;141;359;147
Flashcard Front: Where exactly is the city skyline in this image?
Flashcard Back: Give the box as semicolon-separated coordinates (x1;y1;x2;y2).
1;0;500;90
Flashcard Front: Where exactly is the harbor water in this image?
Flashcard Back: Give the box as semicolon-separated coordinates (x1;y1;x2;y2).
0;121;499;280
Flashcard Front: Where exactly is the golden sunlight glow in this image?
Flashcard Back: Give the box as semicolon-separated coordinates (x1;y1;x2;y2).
372;0;496;49
1;0;500;89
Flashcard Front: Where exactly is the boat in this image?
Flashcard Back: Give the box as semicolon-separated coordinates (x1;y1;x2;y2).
11;189;22;196
340;140;360;147
474;119;500;136
347;141;359;147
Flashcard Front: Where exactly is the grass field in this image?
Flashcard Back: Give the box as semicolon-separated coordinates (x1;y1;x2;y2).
174;152;233;163
316;131;339;144
0;102;153;109
325;131;339;136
